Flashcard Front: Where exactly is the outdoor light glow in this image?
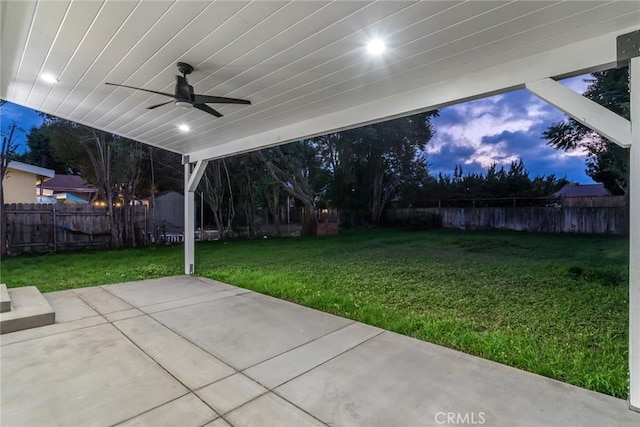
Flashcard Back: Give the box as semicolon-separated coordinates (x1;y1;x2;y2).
367;39;386;55
178;124;190;132
40;73;58;84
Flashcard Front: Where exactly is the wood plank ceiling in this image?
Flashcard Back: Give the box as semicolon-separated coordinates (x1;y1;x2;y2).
1;1;639;161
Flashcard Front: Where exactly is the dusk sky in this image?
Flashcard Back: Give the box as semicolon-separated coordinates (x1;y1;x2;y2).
427;75;591;183
1;75;591;183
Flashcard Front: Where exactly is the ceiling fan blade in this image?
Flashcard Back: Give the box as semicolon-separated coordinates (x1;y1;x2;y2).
194;94;251;105
105;82;175;98
194;103;223;118
147;100;174;110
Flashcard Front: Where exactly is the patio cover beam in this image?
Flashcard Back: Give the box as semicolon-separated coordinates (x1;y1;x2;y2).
187;28;630;163
187;160;209;193
525;78;631;148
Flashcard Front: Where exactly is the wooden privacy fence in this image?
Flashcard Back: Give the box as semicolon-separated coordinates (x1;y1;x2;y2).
559;195;627;208
387;206;629;235
3;204;148;255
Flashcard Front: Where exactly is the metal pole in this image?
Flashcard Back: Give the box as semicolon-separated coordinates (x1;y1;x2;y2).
200;191;204;240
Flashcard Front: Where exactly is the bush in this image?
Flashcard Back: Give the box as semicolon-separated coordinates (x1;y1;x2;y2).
395;212;442;230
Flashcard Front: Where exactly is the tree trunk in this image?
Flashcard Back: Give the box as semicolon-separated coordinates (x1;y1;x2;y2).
259;150;318;237
149;147;157;242
105;189;120;248
265;183;281;236
1;124;17;257
300;202;317;236
273;185;281;236
371;170;398;226
222;159;234;239
202;161;229;240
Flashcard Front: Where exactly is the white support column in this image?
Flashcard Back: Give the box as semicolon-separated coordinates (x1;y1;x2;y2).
629;56;640;412
183;159;209;275
184;162;195;275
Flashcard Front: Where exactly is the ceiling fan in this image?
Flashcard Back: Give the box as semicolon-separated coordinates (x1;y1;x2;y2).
105;62;250;118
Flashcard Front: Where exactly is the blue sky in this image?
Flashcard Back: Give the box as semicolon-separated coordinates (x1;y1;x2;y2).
2;75;591;182
1;102;45;154
428;75;591;183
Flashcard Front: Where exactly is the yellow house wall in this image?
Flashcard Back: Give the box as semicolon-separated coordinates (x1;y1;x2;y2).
3;169;36;204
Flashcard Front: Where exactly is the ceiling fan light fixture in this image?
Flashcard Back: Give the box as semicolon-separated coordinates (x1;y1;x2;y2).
175;100;193;109
366;39;386;56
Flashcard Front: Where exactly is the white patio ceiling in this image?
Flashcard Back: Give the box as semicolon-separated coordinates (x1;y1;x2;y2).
1;0;639;162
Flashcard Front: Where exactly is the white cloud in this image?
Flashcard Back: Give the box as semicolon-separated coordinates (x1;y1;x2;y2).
426;83;594;184
429;92;553;168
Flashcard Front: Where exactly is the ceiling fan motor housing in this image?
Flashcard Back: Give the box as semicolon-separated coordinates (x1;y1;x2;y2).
175;75;195;107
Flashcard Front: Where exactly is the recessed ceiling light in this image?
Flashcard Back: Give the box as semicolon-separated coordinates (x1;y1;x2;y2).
178;124;190;132
366;39;386;56
40;73;58;84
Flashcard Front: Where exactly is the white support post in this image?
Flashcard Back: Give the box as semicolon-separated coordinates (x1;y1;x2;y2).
184;162;195;275
183;159;209;275
630;56;640;412
188;160;209;193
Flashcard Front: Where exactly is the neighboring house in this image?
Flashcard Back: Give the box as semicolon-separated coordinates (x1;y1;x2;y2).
55;193;91;205
150;191;184;232
40;174;98;203
2;161;55;204
553;183;612;198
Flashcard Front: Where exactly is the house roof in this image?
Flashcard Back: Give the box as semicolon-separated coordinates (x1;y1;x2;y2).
1;2;638;163
553;183;612;198
55;192;89;204
43;174;97;193
7;161;55;178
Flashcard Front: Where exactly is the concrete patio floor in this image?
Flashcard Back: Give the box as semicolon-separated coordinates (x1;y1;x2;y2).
1;275;638;427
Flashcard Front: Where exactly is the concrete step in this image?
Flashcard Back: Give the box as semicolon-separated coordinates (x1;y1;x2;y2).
0;284;10;313
0;287;55;334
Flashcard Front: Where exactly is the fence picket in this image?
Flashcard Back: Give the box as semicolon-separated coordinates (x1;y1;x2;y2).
3;204;148;255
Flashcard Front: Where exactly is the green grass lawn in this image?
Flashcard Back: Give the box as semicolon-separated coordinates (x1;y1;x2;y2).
0;228;629;398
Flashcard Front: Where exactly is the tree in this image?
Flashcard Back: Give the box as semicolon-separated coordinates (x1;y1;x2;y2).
543;68;629;195
419;160;566;206
1;114;21;256
43;118;148;247
259;142;324;236
111;136;146;246
231;154;264;238
317;112;437;225
20;126;72;173
201;159;235;239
